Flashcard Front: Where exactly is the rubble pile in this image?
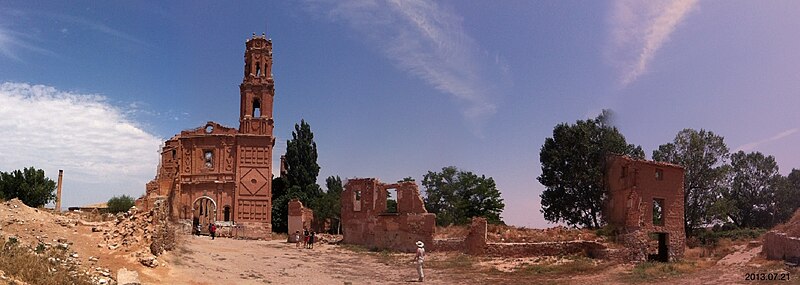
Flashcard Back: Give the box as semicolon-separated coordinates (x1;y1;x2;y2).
98;200;175;268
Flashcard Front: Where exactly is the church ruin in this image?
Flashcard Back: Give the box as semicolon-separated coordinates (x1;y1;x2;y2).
137;33;276;239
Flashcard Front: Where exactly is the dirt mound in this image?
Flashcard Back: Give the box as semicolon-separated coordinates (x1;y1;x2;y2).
772;208;800;237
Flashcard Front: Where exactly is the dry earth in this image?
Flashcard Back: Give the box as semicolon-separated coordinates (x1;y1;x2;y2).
0;199;797;285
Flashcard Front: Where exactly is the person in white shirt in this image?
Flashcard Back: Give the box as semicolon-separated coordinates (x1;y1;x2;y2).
413;240;425;282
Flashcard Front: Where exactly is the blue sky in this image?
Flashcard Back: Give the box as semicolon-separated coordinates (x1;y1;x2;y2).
1;1;798;228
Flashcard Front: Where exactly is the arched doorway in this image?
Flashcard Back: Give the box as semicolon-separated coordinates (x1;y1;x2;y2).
192;196;217;234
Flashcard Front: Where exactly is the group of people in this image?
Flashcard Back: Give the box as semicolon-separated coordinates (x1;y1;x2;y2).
295;228;317;249
194;223;217;240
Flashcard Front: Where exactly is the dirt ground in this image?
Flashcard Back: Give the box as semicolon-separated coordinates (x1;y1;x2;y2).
0;199;797;285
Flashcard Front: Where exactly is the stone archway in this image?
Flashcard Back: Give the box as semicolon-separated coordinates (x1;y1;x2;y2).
192;196;217;234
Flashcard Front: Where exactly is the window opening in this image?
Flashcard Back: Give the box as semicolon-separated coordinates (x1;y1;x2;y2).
205;125;214;134
653;198;665;226
621;166;628;178
204;151;213;168
253;98;261;117
655;169;664;181
255;62;261;76
385;189;398;213
223;206;231;222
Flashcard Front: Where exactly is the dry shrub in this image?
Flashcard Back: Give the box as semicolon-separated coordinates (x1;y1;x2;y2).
435;225;469;239
486;224;600;243
0;237;93;285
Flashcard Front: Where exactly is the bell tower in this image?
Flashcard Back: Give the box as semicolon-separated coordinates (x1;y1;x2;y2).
233;33;275;237
239;32;275;136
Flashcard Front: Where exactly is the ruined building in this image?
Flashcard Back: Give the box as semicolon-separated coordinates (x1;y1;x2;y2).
605;155;686;262
341;178;436;252
137;33;276;239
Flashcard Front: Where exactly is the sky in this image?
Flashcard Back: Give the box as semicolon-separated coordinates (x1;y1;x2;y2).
1;1;798;228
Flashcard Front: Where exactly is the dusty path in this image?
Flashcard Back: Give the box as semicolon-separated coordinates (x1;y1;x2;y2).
148;237;462;285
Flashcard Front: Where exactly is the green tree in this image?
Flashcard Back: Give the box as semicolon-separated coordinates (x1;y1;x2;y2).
720;151;782;228
107;195;135;214
422;166;505;225
538;110;644;229
652;129;729;236
272;119;322;232
0;167;57;207
313;176;343;234
774;169;800;223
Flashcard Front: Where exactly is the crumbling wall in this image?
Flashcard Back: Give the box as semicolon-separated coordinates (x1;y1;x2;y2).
287;199;314;242
341;178;436;252
605;155;686;262
763;231;800;263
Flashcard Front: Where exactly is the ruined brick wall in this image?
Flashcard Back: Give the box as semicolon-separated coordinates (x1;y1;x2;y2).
341;178;436;252
605;155;685;262
465;217;487;255
763;231;800;263
483;241;606;258
287;199;314;242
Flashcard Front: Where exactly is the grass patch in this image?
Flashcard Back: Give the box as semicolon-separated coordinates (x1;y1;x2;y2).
620;261;698;282
0;236;93;285
508;256;610;277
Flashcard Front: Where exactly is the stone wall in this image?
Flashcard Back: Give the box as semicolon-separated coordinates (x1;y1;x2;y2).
763;231;800;263
341;178;436;252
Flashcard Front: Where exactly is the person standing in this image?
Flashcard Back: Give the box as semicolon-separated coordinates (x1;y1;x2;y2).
209;223;217;240
413;241;425;282
295;231;302;248
303;228;310;249
309;231;316;249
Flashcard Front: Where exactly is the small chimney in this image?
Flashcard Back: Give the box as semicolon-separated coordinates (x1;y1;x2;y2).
56;170;63;212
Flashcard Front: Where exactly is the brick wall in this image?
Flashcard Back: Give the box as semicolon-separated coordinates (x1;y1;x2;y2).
605;155;686;262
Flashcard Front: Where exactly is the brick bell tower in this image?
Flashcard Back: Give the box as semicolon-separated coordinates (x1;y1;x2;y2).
234;32;276;237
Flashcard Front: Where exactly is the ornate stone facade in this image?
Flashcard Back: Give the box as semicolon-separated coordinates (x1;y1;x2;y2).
605;155;686;262
137;33;276;239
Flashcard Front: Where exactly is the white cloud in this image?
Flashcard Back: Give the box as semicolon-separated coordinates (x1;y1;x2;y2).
607;0;699;86
735;128;799;152
306;0;507;133
0;26;55;61
0;82;162;206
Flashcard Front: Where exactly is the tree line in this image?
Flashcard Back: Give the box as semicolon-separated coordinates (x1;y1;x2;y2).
271;120;506;233
538;110;800;236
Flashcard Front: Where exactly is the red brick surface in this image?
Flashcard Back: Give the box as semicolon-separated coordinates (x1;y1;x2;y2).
341;178;436;252
604;155;686;261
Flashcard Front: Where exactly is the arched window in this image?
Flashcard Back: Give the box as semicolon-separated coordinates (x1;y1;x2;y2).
223;206;231;222
255;62;261;77
252;98;261;117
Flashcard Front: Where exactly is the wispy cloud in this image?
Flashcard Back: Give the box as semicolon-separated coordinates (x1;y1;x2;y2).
735;128;799;152
0;82;162;204
0;26;56;60
305;0;508;134
45;13;149;47
607;0;699;87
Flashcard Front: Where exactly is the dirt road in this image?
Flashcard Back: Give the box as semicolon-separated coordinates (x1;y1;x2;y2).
147;237;456;285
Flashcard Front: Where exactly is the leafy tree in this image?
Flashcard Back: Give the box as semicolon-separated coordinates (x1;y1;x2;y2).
422;166;505;225
270;176;289;232
271;119;322;232
776;169;800;222
313;176;344;234
652;129;729;236
107;195;135;214
538;110;644;229
0;167;57;207
720;151;782;228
